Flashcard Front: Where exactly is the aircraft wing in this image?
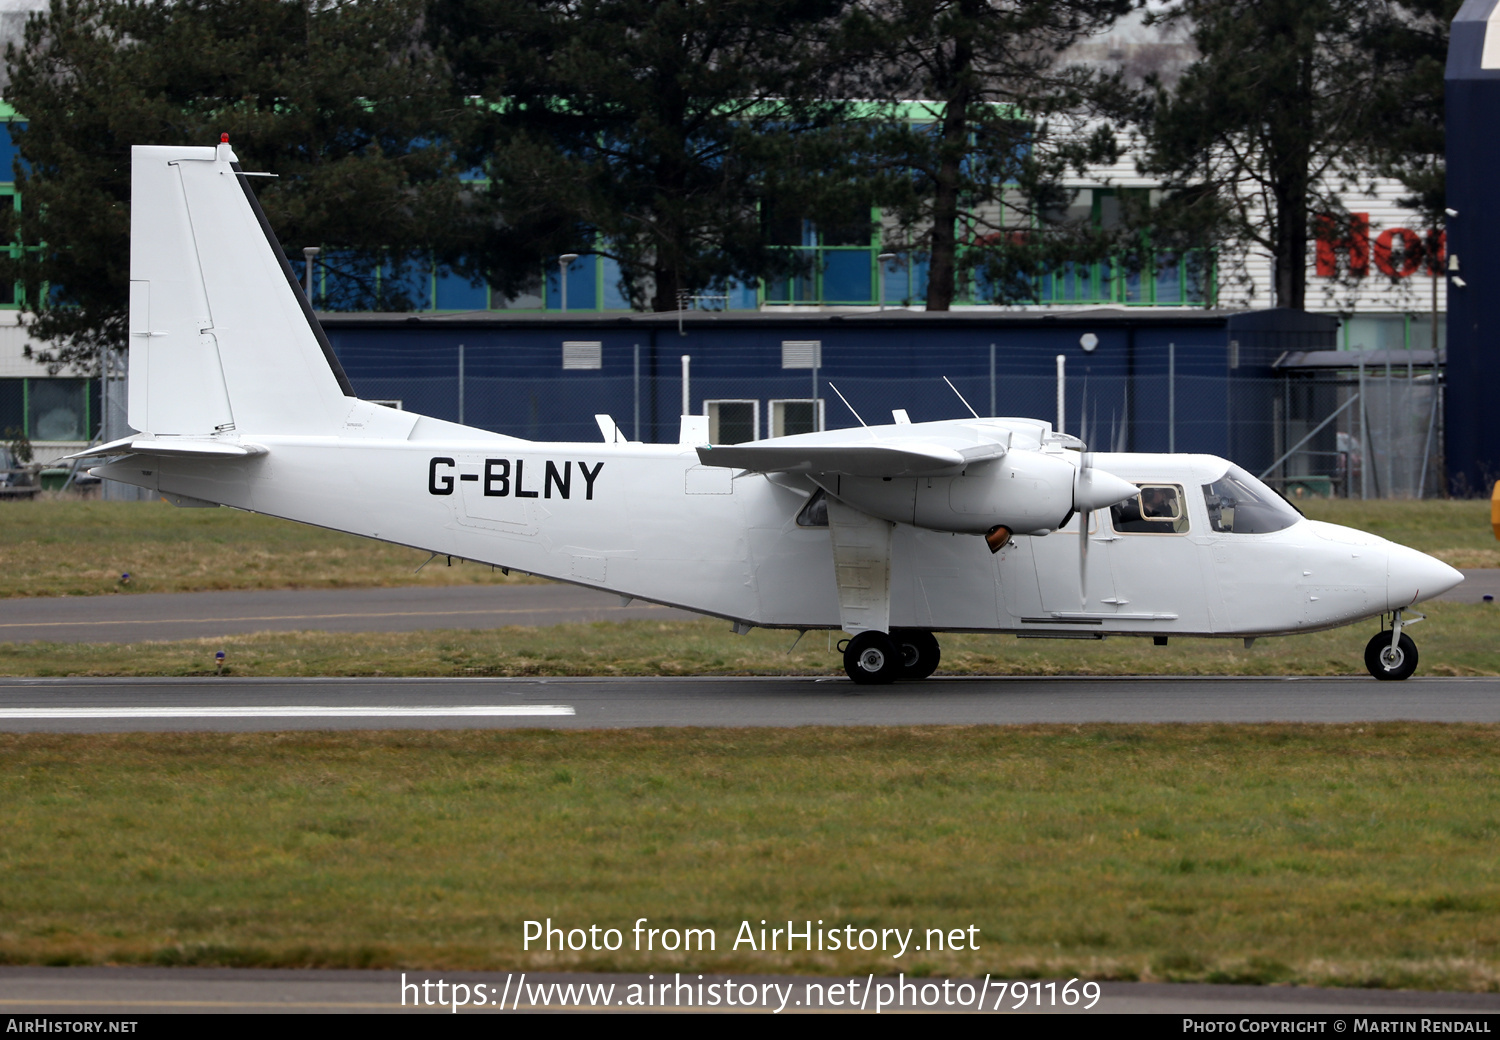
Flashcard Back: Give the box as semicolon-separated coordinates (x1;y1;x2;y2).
696;425;1008;477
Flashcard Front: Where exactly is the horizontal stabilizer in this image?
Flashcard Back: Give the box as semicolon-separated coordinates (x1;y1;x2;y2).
63;436;267;460
697;440;988;477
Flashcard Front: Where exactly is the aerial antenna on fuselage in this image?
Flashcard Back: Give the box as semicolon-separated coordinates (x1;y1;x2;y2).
827;382;867;427
943;376;980;419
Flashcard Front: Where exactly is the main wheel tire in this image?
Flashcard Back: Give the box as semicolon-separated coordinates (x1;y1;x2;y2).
1365;631;1418;681
892;629;941;680
843;631;901;685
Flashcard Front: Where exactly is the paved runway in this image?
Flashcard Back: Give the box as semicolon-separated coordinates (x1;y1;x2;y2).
1;674;1497;731
1447;567;1500;602
2;967;1498;1014
0;570;1491;643
0;584;698;642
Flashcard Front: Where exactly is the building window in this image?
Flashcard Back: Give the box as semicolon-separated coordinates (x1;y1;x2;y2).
562;341;603;370
0;187;21;308
770;398;823;437
705;400;759;444
0;377;91;441
0;378;21;435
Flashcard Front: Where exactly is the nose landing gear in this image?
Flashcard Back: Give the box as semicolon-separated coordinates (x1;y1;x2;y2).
1365;609;1423;681
842;630;942;684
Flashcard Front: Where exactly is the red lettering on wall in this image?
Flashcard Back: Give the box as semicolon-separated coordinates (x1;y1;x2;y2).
1315;213;1369;277
1316;215;1443;280
1374;228;1423;277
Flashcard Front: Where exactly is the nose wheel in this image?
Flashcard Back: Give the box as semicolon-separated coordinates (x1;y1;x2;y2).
1364;609;1423;681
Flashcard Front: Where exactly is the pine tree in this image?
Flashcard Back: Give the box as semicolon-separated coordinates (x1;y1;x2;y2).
1357;0;1458;226
433;0;853;312
2;0;470;371
1139;0;1395;311
841;0;1131;311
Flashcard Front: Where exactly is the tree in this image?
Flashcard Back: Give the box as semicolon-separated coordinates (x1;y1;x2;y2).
839;0;1132;311
1357;0;1459;226
433;0;854;312
3;0;471;372
1139;0;1394;311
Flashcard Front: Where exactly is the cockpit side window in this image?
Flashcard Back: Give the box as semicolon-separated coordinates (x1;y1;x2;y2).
1110;484;1189;534
1201;464;1302;534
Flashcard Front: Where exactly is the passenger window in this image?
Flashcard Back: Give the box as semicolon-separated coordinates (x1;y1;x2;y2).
1110;484;1189;534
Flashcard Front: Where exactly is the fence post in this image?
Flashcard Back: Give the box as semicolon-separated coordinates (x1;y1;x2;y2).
1386;356;1395;498
989;342;996;417
633;343;640;442
1055;354;1066;436
813;358;821;431
1359;358;1369;500
1168;342;1176;454
458;343;465;426
681;354;690;417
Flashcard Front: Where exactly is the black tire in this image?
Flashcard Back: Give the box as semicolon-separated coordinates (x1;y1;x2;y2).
844;631;900;685
892;629;941;680
1365;631;1418;681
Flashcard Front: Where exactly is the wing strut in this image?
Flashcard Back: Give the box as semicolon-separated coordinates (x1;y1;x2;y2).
825;497;892;636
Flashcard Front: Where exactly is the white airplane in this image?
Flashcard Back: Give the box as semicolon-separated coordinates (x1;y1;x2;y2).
72;141;1465;684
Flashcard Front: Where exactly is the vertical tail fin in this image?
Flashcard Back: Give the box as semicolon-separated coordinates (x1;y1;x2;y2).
128;141;354;437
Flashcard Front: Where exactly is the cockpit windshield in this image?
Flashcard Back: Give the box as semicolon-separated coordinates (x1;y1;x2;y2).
1201;464;1303;534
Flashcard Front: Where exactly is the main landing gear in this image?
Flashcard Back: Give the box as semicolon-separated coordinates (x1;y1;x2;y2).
842;629;942;685
1364;609;1423;681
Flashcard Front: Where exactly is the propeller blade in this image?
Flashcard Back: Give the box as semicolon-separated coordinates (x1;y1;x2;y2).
1078;507;1090;607
1071;450;1120;608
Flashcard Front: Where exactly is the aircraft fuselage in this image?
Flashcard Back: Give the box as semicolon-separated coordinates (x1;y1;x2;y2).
101;435;1455;640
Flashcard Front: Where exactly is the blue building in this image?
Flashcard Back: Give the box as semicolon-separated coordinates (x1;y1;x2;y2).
323;308;1338;487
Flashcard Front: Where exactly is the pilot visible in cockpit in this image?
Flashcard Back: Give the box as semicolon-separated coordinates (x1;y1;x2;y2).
1112;484;1190;534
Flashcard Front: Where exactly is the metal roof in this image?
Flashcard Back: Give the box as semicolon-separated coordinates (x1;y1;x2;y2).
1272;348;1445;370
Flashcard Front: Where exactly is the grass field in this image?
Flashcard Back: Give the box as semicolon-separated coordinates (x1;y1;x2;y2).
1;601;1496;678
3;501;1498;988
0;499;540;599
3;724;1500;990
1298;499;1500;569
0;497;1495;600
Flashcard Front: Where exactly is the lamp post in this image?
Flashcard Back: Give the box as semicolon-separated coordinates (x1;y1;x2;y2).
558;253;579;312
878;253;896;311
302;246;320;302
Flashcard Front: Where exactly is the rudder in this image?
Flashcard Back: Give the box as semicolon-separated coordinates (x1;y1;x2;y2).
128;141;354;438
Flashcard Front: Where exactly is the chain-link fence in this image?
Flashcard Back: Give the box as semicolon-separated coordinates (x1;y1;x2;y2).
345;354;1445;499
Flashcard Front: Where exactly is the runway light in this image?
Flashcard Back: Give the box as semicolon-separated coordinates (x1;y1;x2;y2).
215;650;226;675
119;572;131;585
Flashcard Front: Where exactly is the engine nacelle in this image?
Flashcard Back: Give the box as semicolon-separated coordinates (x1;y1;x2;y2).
827;450;1081;535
